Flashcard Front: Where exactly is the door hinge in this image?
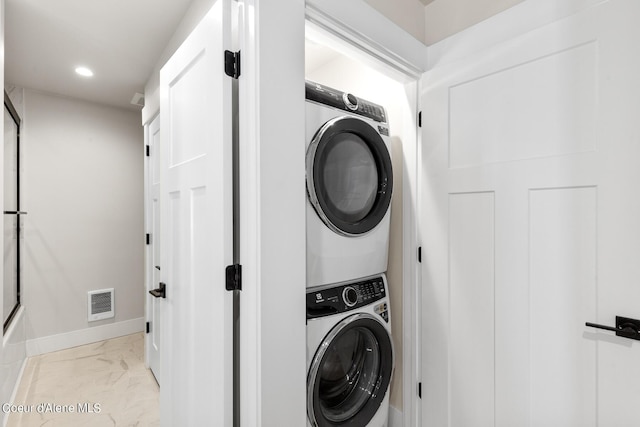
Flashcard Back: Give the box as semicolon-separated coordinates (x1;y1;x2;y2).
226;264;242;291
418;382;422;399
224;50;241;79
418;246;422;263
146;233;151;245
146;321;150;334
418;111;422;128
146;145;150;157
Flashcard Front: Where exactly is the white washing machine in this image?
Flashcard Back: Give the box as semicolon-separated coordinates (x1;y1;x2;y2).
306;81;393;287
306;274;394;427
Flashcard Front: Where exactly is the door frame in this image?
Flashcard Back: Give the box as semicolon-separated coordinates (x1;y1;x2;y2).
142;114;151;369
237;1;307;425
142;112;159;379
236;1;425;425
304;2;426;426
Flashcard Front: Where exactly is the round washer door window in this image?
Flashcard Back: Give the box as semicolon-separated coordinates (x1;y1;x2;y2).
307;117;393;236
307;313;393;426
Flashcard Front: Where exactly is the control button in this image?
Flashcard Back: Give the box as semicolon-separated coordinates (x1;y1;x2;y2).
343;93;358;111
343;286;358;307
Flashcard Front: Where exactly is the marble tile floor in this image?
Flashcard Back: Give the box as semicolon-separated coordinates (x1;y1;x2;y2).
7;333;159;427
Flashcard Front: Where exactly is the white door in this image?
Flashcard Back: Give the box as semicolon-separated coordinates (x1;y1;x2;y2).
420;1;640;426
159;1;234;425
145;114;161;384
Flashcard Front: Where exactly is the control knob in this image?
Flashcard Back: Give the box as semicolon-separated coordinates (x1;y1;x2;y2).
342;286;358;307
343;93;358;111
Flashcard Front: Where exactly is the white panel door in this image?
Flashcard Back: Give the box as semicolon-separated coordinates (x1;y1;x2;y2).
159;1;233;425
420;1;640;426
145;114;162;384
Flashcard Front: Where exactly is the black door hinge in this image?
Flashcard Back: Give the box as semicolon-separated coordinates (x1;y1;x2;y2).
146;145;150;157
418;246;422;263
146;233;151;245
224;50;241;79
418;111;422;128
418;382;422;399
226;264;242;291
146;322;150;334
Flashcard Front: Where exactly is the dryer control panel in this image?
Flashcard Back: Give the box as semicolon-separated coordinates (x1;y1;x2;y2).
305;80;388;125
306;276;388;321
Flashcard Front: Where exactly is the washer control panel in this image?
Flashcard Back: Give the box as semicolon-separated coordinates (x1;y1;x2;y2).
305;80;387;124
306;276;388;322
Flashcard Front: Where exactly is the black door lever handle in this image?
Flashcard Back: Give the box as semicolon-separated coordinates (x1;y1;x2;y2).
585;316;640;341
149;282;166;299
585;322;618;332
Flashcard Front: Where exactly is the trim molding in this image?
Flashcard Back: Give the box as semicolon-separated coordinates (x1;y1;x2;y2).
305;0;427;79
26;317;145;357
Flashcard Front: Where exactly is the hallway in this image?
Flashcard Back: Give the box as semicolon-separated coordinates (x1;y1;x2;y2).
6;333;159;426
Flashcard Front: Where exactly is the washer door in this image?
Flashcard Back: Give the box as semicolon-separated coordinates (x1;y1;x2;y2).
308;313;393;427
307;116;393;236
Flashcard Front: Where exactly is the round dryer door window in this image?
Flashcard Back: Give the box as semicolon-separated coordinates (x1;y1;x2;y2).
307;313;393;427
307;116;393;236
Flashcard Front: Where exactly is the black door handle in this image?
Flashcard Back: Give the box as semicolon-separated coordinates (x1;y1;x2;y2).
585;316;640;341
149;282;166;299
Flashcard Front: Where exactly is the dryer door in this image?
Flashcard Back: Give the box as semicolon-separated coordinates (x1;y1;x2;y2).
308;313;393;427
307;116;393;236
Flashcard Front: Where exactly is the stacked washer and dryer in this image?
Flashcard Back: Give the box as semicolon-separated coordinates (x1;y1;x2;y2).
305;80;395;427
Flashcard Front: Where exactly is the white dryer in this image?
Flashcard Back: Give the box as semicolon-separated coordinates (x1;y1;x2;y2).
306;274;393;427
306;81;393;287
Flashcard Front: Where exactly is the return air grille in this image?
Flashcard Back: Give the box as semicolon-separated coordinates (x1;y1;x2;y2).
88;288;114;321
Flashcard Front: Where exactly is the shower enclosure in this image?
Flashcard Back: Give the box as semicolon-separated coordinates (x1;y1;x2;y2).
3;91;23;333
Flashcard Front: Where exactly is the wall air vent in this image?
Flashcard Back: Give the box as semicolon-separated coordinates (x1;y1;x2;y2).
87;288;114;321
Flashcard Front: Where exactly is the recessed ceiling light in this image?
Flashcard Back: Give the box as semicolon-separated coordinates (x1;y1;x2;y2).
75;66;94;77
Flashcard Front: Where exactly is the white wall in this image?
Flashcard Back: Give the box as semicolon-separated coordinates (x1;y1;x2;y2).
241;1;307;425
19;89;144;354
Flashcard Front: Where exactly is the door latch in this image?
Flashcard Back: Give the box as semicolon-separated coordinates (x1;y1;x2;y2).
585;316;640;341
149;282;166;299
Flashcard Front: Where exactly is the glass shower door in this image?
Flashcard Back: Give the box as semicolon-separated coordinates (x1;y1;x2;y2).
3;92;21;333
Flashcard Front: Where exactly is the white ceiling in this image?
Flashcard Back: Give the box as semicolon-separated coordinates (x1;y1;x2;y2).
5;0;194;111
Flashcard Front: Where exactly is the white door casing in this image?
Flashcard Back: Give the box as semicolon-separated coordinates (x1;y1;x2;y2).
159;1;234;425
420;1;640;426
144;114;161;384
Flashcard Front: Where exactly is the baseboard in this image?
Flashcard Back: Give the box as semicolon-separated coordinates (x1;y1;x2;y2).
26;317;145;357
388;405;403;427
